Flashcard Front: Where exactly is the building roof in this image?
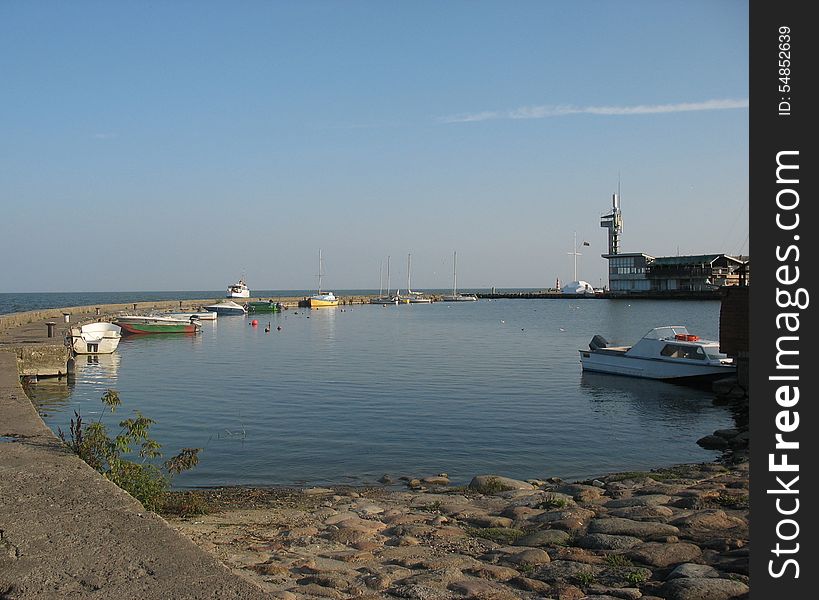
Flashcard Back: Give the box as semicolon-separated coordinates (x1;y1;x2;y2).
650;254;747;266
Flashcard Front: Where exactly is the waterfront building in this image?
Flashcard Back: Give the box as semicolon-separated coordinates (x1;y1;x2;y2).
599;192;748;293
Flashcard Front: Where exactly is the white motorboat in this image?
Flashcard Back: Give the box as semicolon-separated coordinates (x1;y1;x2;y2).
227;278;250;298
67;322;122;354
204;300;247;315
579;326;736;383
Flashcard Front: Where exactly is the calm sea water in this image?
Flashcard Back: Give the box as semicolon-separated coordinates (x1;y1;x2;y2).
26;298;734;488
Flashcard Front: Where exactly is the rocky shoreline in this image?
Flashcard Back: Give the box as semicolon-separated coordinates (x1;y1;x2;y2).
165;418;749;600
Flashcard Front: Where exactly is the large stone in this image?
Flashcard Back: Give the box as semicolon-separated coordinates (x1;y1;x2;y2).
463;563;520;582
500;506;546;521
604;494;672;508
502;547;551;567
587;517;680;538
554;483;605;503
662;577;749;600
533;507;596;531
575;533;644;551
671;510;746;531
465;515;515;529
469;475;535;493
626;542;702;567
448;578;520;599
666;563;721;580
696;435;730;450
534;560;603;584
608;505;675;520
514;529;571;547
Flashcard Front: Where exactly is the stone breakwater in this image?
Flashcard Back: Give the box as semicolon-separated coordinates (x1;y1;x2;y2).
167;460;749;600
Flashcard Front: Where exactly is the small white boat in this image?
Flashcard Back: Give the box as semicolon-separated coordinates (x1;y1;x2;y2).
68;322;122;354
227;278;250;298
204;300;247;315
579;326;736;383
164;311;217;321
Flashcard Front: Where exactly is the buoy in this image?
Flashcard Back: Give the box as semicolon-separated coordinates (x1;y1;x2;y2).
251;319;258;326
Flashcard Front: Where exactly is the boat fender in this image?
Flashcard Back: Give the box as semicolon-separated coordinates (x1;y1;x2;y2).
589;334;609;350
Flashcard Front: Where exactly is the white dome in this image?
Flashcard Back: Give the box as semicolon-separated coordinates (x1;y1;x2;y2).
561;280;595;295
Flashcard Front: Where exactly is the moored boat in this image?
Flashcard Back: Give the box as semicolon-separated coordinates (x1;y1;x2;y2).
309;249;339;307
226;278;250;298
67;322;122;354
309;292;339;308
204;300;247;315
114;315;201;335
440;251;477;301
163;311;217;321
247;300;283;313
579;326;736;383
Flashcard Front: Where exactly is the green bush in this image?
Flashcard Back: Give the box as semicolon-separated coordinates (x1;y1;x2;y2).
59;389;201;512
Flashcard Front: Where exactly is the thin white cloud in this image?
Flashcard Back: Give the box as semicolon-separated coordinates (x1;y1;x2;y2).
440;98;749;123
92;132;117;140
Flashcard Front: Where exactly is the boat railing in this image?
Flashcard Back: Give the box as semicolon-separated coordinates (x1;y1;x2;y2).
643;325;689;340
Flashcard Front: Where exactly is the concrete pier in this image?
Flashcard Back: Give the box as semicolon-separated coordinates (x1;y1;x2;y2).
0;312;269;597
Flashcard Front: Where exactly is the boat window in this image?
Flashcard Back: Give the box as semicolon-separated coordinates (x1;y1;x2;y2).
660;343;706;360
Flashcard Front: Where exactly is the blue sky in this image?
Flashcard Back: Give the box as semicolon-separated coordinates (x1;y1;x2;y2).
0;1;748;292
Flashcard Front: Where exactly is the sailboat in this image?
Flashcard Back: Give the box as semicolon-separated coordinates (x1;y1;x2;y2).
441;251;478;301
309;249;339;307
371;256;399;304
398;253;432;303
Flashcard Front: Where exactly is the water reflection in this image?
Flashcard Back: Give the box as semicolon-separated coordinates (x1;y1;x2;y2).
73;352;122;383
580;371;720;421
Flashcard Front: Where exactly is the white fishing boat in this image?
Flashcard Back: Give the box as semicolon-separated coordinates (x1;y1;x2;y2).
441;251;477;301
226;278;250;298
309;249;339;307
67;322;122;354
203;300;247;315
579;326;736;383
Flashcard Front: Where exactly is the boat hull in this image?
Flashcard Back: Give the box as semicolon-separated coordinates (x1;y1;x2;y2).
116;321;200;335
309;298;339;307
204;301;247;315
247;302;281;313
68;323;122;354
579;350;735;382
165;312;217;320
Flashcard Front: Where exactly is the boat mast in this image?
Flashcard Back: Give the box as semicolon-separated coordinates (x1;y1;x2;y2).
386;255;391;296
407;253;412;294
568;232;582;282
453;251;457;295
379;259;384;296
317;249;323;294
